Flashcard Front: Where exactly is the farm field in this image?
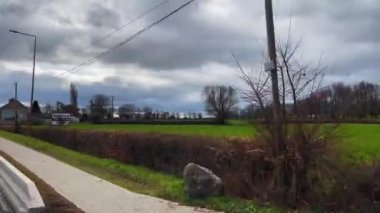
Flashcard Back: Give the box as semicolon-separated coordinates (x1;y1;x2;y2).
59;122;380;164
339;124;380;164
64;122;257;137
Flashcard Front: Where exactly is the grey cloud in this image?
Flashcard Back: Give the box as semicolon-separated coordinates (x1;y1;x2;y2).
274;0;380;43
97;1;264;70
0;26;81;63
73;76;206;112
273;0;380;83
336;10;380;43
301;0;379;43
0;1;31;17
100;33;261;70
103;76;123;86
1;0;380;111
87;4;120;29
331;47;380;76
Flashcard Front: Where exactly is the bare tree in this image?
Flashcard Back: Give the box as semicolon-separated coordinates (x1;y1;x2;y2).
330;83;353;119
232;22;329;203
119;104;137;119
232;31;325;121
89;94;110;120
277;22;326;116
232;52;271;115
353;81;380;118
202;85;238;124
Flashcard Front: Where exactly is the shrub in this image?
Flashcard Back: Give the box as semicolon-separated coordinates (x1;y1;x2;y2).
17;126;262;197
8;125;380;211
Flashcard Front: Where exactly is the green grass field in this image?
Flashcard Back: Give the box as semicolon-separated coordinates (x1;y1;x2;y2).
338;124;380;164
62;122;380;164
65;122;257;137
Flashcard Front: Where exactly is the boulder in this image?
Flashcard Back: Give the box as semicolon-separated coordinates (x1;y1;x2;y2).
183;163;223;198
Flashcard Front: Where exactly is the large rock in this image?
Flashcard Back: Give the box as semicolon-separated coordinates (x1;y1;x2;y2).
183;163;223;199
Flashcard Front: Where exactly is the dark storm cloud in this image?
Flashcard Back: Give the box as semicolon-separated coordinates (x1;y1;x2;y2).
67;75;205;112
100;29;260;70
1;0;380;111
97;0;264;70
0;68;205;112
0;70;191;111
0;0;125;65
0;70;68;105
0;1;81;63
0;26;82;63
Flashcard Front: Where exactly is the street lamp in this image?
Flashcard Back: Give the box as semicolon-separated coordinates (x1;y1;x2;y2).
9;29;37;111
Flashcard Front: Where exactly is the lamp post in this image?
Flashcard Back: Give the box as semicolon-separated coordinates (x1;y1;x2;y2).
9;29;37;111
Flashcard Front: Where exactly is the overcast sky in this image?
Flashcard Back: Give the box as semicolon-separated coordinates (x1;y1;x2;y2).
0;0;379;112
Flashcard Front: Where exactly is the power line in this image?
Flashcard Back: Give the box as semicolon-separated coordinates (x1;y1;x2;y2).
58;0;195;78
54;0;172;77
82;0;173;54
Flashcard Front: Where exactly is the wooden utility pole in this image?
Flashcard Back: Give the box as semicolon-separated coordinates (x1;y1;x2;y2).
111;96;114;119
264;0;285;155
14;82;18;100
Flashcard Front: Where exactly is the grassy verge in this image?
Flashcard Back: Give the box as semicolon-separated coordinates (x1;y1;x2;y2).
0;131;278;213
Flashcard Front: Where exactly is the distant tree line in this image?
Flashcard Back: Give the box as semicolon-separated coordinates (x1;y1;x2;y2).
298;81;380;119
244;81;380;120
85;94;205;123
